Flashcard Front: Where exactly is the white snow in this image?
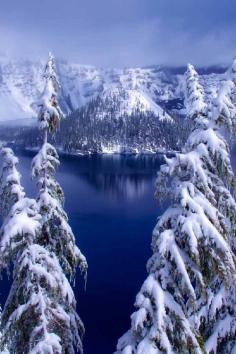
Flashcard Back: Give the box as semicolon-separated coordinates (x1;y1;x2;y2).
0;58;224;122
184;63;207;119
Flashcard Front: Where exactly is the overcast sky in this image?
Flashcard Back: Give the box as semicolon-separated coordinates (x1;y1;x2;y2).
0;0;236;67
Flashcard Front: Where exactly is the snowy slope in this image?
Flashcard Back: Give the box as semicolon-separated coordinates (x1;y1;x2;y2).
56;62;183;117
0;58;225;123
0;59;44;121
99;87;173;121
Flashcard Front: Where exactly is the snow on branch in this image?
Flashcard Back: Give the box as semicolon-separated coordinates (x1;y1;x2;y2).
1;244;84;354
0;148;25;219
32;143;87;277
184;63;207;121
210;58;236;132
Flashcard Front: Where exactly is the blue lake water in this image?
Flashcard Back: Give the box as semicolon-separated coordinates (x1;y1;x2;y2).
0;151;165;354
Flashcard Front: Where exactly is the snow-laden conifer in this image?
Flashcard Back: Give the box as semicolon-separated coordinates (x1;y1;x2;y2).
0;147;25;219
0;147;85;353
32;53;87;277
0;197;84;354
210;59;236;133
24;53;87;353
116;63;236;354
31;142;87;277
36;52;64;136
184;63;207;121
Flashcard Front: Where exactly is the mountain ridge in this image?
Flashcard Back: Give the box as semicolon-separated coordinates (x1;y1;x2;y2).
0;58;226;123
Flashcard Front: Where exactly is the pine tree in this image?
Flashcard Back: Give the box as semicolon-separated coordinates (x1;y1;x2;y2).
29;54;87;352
184;63;207;122
0;197;84;353
210;59;236;133
32;53;87;278
116;63;236;354
37;52;64;137
202;60;236;354
31;142;87;277
0;55;87;353
0;147;25;219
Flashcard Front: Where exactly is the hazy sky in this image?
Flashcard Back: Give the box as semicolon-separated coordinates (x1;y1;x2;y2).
1;0;236;67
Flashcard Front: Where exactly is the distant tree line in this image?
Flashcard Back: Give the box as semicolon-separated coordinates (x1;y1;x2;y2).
0;95;191;154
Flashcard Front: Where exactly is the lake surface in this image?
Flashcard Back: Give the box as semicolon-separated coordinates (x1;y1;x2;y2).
0;151;166;354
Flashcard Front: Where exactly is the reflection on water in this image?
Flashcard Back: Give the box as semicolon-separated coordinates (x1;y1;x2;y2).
81;172;150;199
59;153;164;200
2;150;165;354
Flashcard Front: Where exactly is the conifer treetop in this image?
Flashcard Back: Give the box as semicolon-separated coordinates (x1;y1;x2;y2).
37;53;64;133
226;58;236;82
210;58;236;131
43;52;60;90
184;63;207;121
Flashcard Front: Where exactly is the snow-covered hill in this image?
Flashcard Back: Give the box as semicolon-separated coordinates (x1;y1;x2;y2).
96;87;173;121
0;58;225;123
0;59;43;121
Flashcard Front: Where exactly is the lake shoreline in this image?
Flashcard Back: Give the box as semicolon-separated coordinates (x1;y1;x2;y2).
21;145;178;157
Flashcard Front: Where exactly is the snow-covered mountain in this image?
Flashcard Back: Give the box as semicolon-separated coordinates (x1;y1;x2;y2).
0;58;225;123
92;86;173;121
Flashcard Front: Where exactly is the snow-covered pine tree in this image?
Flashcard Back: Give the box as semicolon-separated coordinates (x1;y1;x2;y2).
32;53;87;278
0;56;87;352
37;52;64;137
211;58;236;134
209;59;236;257
116;63;236;354
0;147;25;219
0;196;84;354
31;142;87;277
184;63;207;122
0;146;85;353
26;53;87;353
